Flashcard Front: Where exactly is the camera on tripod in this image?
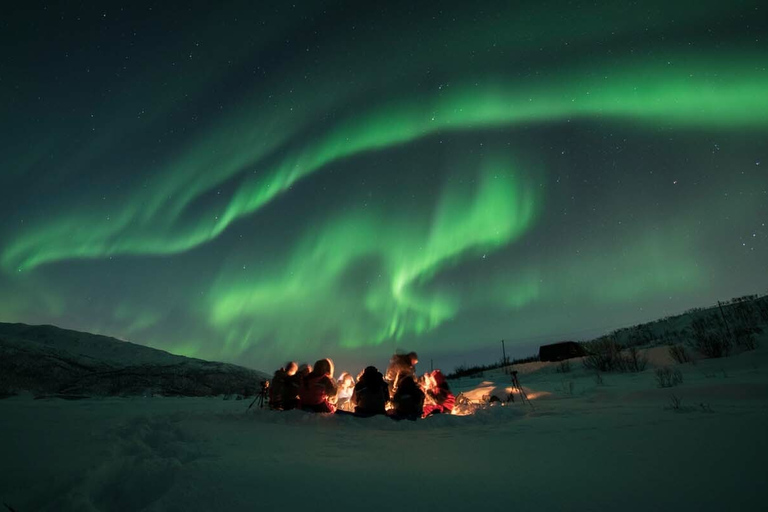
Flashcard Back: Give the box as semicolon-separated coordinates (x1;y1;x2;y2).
248;379;270;411
259;380;270;404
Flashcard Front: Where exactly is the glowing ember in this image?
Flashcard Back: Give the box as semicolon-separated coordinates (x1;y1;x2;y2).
451;377;550;413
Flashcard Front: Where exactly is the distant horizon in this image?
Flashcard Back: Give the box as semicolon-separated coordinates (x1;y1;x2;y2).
5;286;764;376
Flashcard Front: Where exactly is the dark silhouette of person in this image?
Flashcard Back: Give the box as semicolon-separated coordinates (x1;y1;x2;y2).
269;361;297;410
390;375;424;420
351;366;390;417
385;351;418;394
282;363;301;410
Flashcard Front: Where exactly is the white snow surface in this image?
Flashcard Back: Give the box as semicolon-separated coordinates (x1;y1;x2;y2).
2;344;767;511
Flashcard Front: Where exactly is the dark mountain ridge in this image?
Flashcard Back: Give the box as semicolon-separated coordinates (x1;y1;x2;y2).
0;322;268;398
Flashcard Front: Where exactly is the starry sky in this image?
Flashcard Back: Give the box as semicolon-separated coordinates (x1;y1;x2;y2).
1;0;766;373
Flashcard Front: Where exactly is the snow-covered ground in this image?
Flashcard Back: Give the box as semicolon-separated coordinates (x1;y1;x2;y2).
2;344;767;511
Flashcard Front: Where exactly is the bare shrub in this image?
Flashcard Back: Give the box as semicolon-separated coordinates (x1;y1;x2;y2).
733;327;759;350
582;338;623;372
624;346;648;372
655;366;683;388
583;338;647;373
668;394;682;411
726;296;764;331
668;344;692;364
756;296;768;323
690;318;731;358
559;380;574;396
556;360;571;373
452;364;467;377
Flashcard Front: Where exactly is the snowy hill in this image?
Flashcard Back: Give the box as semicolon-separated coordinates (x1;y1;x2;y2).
590;293;768;350
0;322;268;397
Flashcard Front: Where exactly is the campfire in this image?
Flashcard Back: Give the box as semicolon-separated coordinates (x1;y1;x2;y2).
265;355;546;417
350;371;545;417
452;380;549;415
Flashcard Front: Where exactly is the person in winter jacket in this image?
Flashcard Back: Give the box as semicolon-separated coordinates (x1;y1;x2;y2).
422;370;455;417
299;358;337;413
297;363;312;379
282;366;301;411
389;375;424;420
335;372;355;412
385;351;418;394
351;366;390;417
269;361;298;410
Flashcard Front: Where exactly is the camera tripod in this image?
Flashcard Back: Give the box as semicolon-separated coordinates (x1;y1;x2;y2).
247;380;270;411
509;371;534;410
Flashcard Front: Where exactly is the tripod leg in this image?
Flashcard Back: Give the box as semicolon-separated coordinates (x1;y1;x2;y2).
514;375;534;410
258;391;265;409
516;376;526;402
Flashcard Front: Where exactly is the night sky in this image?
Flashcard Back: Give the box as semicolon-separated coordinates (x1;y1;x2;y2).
1;1;766;372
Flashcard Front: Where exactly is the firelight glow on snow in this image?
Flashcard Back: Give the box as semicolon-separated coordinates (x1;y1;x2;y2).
1;0;766;370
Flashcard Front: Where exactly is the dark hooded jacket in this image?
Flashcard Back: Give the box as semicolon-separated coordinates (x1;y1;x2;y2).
269;368;288;410
282;373;301;410
391;376;424;419
352;366;389;416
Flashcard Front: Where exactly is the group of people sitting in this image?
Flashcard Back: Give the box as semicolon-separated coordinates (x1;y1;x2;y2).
267;352;455;420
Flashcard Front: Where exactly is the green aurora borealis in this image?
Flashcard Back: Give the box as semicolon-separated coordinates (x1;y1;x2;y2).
1;1;766;370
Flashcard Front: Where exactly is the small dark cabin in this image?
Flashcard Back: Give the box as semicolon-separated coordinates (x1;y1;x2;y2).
539;341;585;362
